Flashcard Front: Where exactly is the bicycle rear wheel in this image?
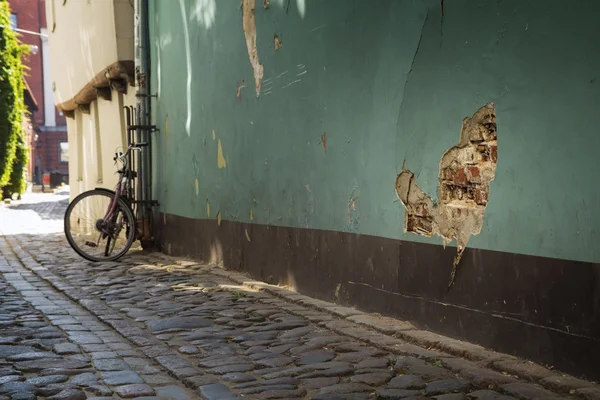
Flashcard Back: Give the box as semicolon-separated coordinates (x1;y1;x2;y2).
64;190;136;262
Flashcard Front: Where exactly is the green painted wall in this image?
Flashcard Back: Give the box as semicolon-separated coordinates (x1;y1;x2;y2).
149;0;600;263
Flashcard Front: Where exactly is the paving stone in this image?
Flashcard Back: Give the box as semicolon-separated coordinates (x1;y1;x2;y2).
311;395;371;400
234;377;300;389
466;390;517;400
0;346;36;358
258;388;306;398
39;368;94;376
210;363;254;374
375;389;421;399
356;357;389;370
87;385;113;396
46;389;86;400
458;368;516;389
296;349;336;365
100;371;143;385
178;346;199;355
10;392;36;400
53;343;79;355
92;358;130;371
297;366;355;379
395;357;454;381
388;375;426;389
319;382;374;394
0;382;35;395
575;387;600;400
500;383;562;399
434;394;466;400
155;356;192;371
35;384;77;396
256;356;294;368
303;377;340;389
141;374;176;385
198;383;237;400
25;375;68;386
491;360;554;382
223;373;255;383
240;384;297;395
155;386;190;400
7;352;61;361
13;359;89;372
540;375;595;393
71;372;99;386
0;378;21;386
336;350;387;363
90;352;119;360
425;379;471;396
147;317;212;332
350;371;393;385
114;384;155;398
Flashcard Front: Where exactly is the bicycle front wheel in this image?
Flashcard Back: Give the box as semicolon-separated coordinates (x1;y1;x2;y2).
64;190;136;262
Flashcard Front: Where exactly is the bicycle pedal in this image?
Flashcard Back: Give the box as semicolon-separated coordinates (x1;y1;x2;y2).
84;241;98;248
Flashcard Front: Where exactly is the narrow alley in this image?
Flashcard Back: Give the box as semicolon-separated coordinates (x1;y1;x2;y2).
0;192;598;399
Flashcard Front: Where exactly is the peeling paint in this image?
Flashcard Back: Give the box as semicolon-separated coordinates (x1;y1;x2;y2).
320;132;327;153
212;129;216;140
263;0;269;9
206;199;211;217
395;103;498;289
274;34;283;51
217;139;227;168
217;210;221;226
195;178;199;195
245;229;252;242
242;0;264;96
346;184;360;233
250;208;254;221
236;80;246;98
164;114;169;143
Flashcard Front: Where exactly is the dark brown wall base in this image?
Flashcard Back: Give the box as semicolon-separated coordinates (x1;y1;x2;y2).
154;213;600;380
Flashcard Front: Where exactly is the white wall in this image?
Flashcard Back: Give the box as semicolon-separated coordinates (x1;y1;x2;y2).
68;90;136;201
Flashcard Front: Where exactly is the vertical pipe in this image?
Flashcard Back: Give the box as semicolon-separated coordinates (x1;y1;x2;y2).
134;0;144;221
143;0;152;205
134;0;153;242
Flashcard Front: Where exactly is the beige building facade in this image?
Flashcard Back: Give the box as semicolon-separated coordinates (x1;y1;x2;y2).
44;0;135;199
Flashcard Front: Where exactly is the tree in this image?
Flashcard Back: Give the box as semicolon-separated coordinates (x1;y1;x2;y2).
0;0;27;198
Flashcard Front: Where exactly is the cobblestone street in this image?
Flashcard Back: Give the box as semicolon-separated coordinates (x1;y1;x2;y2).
0;191;598;400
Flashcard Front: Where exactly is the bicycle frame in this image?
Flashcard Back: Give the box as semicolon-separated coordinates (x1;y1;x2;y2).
98;147;139;238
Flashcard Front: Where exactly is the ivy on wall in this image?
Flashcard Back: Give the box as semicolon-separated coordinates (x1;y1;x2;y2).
0;0;28;198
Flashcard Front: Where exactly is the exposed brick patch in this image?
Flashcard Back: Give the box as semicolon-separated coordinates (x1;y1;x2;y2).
395;103;498;288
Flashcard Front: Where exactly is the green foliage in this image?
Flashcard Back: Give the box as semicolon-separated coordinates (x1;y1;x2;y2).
2;133;27;199
0;0;28;193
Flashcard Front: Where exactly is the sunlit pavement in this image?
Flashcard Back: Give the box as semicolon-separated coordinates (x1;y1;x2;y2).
0;191;598;399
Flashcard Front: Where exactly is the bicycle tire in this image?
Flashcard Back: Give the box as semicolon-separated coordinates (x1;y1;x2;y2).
64;189;136;262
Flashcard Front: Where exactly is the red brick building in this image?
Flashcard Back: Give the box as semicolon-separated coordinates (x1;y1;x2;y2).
8;0;68;185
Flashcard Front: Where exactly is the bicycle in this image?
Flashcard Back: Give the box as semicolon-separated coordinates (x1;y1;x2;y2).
64;144;145;262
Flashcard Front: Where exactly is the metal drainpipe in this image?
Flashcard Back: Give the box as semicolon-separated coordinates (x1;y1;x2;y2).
134;0;153;243
142;0;152;214
134;0;144;219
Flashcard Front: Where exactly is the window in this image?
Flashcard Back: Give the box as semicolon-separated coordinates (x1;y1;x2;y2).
59;142;68;163
9;13;17;30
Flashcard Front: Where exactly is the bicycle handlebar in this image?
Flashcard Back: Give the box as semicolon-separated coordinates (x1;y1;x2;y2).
113;144;147;162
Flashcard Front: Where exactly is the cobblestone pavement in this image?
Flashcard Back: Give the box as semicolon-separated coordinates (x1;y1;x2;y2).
1;192;599;400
